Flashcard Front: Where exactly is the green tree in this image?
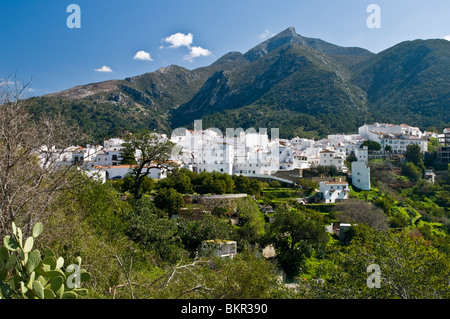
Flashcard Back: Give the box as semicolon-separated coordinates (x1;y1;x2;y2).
268;206;328;281
121;131;176;198
405;144;424;169
361;140;382;151
270;180;282;188
247;179;262;196
206;251;282;299
427;137;440;153
154;188;184;215
235;197;266;245
119;146;137;165
402;162;421;182
323;227;450;299
74;177;131;238
233;175;250;193
328;165;339;177
122;173;154;195
149;250;282;299
217;173;235;194
158;169;194;194
126;198;184;263
344;154;357;169
297;179;319;195
177;214;234;256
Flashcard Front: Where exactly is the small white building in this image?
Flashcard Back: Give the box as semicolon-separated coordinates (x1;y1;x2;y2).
351;161;371;191
319;180;350;203
351;146;371;191
83;169;107;184
424;170;436;184
201;240;237;259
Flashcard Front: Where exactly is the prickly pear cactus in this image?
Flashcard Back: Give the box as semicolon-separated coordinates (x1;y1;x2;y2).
0;222;91;299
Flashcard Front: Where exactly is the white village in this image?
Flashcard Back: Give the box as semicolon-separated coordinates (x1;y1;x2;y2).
39;122;447;207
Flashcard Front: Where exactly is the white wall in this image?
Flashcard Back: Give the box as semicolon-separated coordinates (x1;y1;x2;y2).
319;182;350;203
351;161;371;191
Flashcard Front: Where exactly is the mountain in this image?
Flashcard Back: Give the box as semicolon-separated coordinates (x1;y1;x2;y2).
353;39;450;129
244;26;373;67
27;27;450;142
170;30;371;133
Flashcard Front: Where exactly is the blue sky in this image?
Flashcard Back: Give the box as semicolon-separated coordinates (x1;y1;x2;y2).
1;0;449;96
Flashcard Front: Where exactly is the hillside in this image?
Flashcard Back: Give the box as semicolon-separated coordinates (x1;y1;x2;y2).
353;39;450;129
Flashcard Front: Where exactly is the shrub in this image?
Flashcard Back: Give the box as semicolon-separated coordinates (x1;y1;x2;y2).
0;222;90;299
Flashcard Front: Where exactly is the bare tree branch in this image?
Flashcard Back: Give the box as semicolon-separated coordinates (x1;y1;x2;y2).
0;76;87;236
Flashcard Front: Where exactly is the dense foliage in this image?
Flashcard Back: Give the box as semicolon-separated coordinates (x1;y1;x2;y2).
1;152;447;299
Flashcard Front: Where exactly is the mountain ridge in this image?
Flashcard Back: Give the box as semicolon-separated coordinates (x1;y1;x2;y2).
31;27;449;142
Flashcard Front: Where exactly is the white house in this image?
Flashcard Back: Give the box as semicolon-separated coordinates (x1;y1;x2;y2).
400;124;422;137
351;162;371;191
355;146;369;165
319;149;346;171
359;123;427;153
375;133;428;153
319;180;350;203
92;138;126;167
351;146;371;191
359;123;402;138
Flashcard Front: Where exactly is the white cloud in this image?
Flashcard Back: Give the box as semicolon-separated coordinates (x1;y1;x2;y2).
0;79;15;86
259;29;274;39
95;66;113;73
444;35;450;41
183;46;212;62
133;50;153;61
163;32;194;48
